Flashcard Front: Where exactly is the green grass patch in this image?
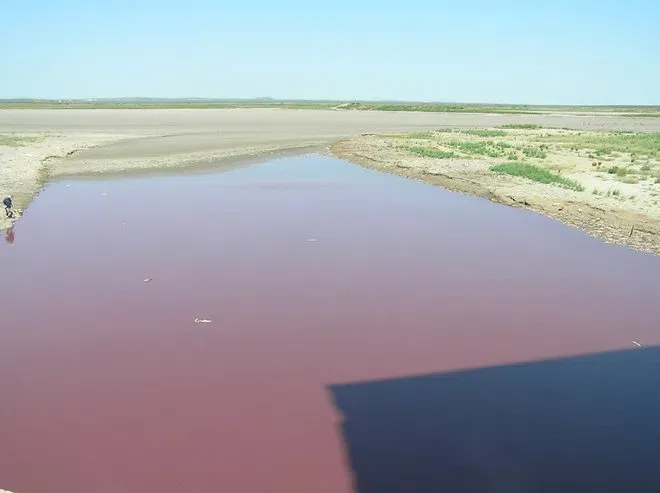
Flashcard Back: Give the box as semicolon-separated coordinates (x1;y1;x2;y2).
461;129;507;137
404;146;455;159
606;165;630;176
541;132;660;157
500;123;542;130
0;134;41;146
621;113;660;118
490;162;584;191
334;103;542;114
396;132;435;139
445;140;512;158
522;147;548;159
446;140;497;156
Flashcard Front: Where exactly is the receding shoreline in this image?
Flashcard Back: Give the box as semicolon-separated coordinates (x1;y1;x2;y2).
1;109;659;254
0;132;321;230
329;135;660;256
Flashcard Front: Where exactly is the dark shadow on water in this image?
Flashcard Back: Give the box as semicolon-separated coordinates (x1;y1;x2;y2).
328;347;660;493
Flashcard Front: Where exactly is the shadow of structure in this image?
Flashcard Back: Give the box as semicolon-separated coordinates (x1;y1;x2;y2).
328;347;660;493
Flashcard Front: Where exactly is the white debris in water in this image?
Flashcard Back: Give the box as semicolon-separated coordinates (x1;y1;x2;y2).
143;278;152;283
307;238;317;242
194;318;212;324
633;341;643;347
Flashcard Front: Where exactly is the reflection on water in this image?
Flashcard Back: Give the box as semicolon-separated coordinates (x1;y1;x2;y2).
0;155;659;493
329;347;660;493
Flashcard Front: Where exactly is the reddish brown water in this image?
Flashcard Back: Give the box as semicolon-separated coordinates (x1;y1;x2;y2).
1;155;659;493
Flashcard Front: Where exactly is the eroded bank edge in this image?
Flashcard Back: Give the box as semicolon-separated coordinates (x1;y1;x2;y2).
328;139;660;256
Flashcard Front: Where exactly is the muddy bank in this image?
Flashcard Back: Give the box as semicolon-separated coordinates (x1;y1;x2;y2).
0;133;124;230
0;132;321;230
330;135;660;255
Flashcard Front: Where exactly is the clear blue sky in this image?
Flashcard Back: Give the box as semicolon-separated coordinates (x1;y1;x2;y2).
2;0;659;104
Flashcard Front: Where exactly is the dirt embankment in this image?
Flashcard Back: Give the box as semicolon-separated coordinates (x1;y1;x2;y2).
330;128;660;255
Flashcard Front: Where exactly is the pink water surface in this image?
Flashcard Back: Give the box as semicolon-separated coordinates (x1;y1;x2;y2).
1;155;658;493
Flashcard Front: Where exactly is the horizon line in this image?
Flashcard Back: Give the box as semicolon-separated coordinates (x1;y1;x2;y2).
1;98;659;108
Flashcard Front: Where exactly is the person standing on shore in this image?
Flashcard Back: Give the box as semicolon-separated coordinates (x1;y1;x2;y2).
3;196;14;218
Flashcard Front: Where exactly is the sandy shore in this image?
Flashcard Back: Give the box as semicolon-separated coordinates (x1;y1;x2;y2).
1;109;660;245
331;132;660;255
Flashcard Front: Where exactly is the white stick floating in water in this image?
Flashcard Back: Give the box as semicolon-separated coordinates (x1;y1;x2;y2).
194;318;212;324
632;341;643;347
